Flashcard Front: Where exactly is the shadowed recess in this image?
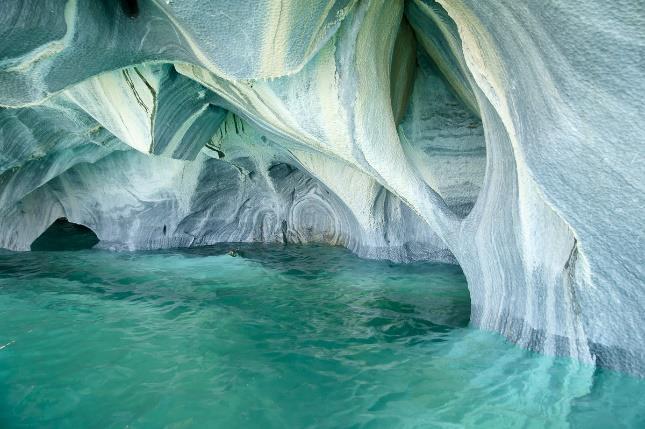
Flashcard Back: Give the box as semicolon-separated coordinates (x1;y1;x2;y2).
120;0;139;18
30;218;99;251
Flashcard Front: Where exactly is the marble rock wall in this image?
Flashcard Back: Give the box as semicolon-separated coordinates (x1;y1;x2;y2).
0;0;643;374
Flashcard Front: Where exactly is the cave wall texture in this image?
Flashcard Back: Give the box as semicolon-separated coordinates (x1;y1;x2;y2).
0;0;643;374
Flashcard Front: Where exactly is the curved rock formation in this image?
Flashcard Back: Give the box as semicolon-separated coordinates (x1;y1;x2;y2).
0;0;643;374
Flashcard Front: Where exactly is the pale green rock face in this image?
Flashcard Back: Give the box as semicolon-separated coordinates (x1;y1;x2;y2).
0;0;643;381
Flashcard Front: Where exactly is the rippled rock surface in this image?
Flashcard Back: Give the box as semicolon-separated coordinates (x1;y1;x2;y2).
0;0;643;374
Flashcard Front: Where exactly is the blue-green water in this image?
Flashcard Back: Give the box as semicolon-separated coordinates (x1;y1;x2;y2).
0;244;644;428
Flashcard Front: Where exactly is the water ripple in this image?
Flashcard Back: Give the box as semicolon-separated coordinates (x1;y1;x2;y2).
0;245;643;428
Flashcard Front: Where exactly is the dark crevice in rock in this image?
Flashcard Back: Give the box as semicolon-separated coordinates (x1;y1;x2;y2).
120;0;139;18
31;218;99;251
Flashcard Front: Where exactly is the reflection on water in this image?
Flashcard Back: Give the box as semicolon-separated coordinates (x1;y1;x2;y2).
0;244;643;428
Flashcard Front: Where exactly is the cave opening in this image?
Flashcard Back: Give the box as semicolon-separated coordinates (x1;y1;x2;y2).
30;218;99;251
393;5;486;219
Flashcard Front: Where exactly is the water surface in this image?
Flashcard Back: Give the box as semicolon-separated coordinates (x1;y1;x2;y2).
0;244;643;428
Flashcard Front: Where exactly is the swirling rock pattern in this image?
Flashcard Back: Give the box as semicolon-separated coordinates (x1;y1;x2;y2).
0;0;643;374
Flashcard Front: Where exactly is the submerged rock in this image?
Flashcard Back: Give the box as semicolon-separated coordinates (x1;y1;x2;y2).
0;0;643;375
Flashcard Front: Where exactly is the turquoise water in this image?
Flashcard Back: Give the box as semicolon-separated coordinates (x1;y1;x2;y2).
0;244;644;428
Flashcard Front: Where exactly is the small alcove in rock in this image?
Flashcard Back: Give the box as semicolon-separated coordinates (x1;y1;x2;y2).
30;218;99;251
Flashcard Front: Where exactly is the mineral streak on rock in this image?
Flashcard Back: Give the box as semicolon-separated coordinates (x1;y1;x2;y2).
0;0;643;375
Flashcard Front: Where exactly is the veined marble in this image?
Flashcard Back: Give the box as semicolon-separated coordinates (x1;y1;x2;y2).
0;0;643;375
